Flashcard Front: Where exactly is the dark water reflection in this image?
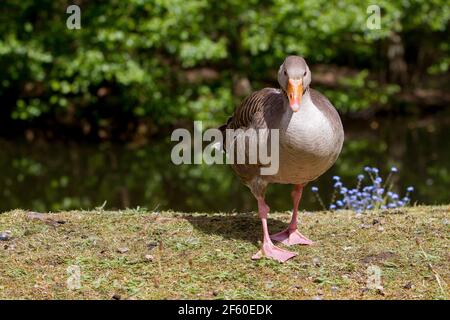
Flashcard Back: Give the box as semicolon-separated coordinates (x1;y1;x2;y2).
1;114;449;212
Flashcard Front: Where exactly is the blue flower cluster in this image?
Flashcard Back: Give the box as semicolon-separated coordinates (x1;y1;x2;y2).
311;166;414;213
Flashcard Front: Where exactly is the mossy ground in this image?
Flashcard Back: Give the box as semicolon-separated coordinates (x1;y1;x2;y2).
0;206;448;300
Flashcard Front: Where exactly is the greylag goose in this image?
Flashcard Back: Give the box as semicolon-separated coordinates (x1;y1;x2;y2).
220;56;344;262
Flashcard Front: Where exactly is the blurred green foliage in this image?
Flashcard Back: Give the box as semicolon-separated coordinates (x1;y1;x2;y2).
0;0;449;132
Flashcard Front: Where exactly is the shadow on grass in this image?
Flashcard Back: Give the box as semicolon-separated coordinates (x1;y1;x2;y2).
184;213;289;245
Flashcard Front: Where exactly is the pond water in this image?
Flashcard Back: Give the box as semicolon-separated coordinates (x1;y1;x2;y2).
1;113;449;213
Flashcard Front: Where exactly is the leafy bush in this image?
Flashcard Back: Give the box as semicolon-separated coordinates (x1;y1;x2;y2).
0;0;448;133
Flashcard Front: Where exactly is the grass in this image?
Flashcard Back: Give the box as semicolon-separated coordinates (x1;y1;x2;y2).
0;205;448;300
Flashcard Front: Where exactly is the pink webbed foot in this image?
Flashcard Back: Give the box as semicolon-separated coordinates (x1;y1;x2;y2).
270;229;313;246
252;241;297;263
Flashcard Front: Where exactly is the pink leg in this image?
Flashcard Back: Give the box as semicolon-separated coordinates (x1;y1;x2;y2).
252;197;297;263
270;185;313;246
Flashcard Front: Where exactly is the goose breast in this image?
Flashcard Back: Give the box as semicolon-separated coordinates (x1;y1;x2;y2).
267;90;344;184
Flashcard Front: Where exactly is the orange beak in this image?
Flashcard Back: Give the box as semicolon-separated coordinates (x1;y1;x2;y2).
287;79;303;112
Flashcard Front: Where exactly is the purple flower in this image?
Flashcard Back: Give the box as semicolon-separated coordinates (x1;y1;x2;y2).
311;186;319;193
324;166;412;213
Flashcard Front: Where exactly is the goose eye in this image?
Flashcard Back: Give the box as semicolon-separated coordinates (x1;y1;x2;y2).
304;71;307;76
284;70;287;76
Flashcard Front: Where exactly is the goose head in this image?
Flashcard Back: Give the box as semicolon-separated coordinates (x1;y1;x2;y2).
278;56;311;112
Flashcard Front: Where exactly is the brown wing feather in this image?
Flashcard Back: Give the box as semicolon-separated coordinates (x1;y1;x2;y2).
219;88;284;185
222;88;283;131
